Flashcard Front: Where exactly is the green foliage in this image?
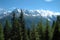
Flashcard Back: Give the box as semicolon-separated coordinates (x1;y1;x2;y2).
44;19;50;40
30;23;36;40
4;20;11;40
0;23;4;40
27;28;31;40
0;9;60;40
50;21;56;40
11;12;21;40
37;17;44;40
18;9;27;40
52;16;60;40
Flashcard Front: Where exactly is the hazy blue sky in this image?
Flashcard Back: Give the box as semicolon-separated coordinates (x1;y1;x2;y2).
0;0;60;12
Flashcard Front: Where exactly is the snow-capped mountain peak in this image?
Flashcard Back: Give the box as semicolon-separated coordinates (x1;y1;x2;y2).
0;8;60;22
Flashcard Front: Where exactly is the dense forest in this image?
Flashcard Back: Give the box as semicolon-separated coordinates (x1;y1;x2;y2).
0;9;60;40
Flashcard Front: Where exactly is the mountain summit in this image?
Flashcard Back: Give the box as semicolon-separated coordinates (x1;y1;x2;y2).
0;8;60;27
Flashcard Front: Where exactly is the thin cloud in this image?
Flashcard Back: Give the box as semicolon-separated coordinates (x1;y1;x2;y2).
44;0;53;2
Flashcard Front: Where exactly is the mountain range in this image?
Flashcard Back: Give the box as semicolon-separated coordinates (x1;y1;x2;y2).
0;8;60;27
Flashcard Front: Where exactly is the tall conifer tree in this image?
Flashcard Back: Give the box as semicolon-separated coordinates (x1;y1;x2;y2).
30;23;36;40
52;16;60;40
11;12;20;40
0;23;4;40
18;9;27;40
37;16;44;40
4;20;11;40
45;19;50;40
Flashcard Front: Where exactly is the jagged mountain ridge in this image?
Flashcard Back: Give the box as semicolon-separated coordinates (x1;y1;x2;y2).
0;8;60;21
0;8;60;27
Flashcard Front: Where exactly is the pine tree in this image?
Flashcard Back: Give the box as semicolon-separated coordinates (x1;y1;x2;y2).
37;17;44;40
11;12;20;40
0;23;4;40
27;28;31;40
35;26;39;40
4;20;11;40
11;12;16;40
52;16;60;40
51;21;56;40
52;21;56;28
18;9;27;40
45;19;50;40
30;23;36;40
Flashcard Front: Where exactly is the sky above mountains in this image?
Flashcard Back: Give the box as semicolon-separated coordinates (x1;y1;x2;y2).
0;0;60;12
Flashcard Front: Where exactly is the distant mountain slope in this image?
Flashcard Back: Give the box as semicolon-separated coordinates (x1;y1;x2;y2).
0;8;60;27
